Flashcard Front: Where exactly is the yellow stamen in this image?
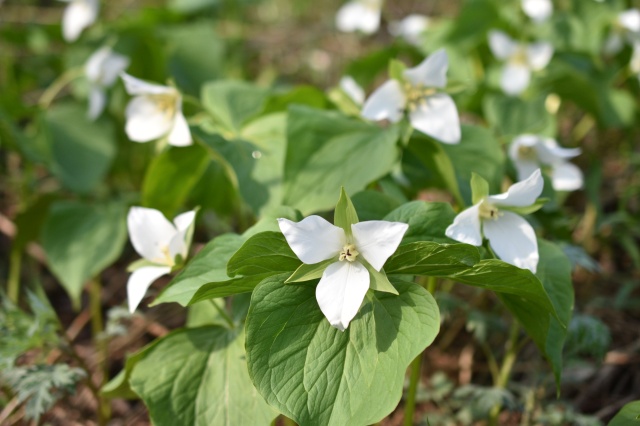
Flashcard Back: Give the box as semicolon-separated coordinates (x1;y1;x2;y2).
478;199;501;220
339;244;359;262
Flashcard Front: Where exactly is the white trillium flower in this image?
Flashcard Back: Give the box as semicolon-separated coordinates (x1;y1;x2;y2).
61;0;99;42
521;0;553;23
126;207;196;313
488;30;553;96
121;73;192;147
340;76;365;105
445;169;544;273
85;47;130;120
389;14;430;46
604;9;640;55
278;216;408;331
336;0;382;34
509;134;583;191
361;49;461;144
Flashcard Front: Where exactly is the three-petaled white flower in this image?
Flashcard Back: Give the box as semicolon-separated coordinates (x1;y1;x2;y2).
488;30;553;96
361;49;461;144
121;73;192;147
278;216;408;331
61;0;99;42
389;14;430;46
509;135;583;192
126;207;196;313
85;47;130;120
521;0;553;23
445;169;544;273
336;0;383;34
603;9;640;55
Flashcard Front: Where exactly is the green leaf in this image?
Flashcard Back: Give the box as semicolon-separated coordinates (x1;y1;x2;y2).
388;59;407;82
608;400;640;425
189;274;272;305
201;80;269;136
227;231;300;277
40;103;116;194
167;0;218;13
383;201;458;244
362;261;398;295
482;94;556;139
351;190;401;221
245;275;440;426
385;241;480;276
283;105;400;214
501;198;547;215
129;327;277;426
263;85;328;114
470;173;489;205
141;144;210;218
334;187;359;237
285;259;334;283
41;201;127;308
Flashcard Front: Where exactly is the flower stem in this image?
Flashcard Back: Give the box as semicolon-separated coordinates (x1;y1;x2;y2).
7;249;21;303
38;67;84;109
89;277;110;425
404;353;423;426
488;320;521;425
210;299;235;329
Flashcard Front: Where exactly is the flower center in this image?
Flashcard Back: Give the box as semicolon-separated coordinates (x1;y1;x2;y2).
154;244;175;267
147;93;178;120
339;244;359;262
403;82;437;112
510;47;528;66
478;199;501;220
517;145;538;161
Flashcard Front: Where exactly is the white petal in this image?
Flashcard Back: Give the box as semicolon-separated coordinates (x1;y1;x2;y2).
62;0;99;42
389;14;430;46
173;210;196;232
403;49;448;88
351;220;409;271
488;169;544;207
99;53;130;87
167;210;196;260
445;204;483;246
522;0;553;22
278;216;346;264
167;109;192;147
85;47;111;83
336;1;381;34
550;162;583;191
87;86;106;120
501;63;531;95
361;79;406;123
127;266;171;313
619;9;640;33
120;73;175;96
408;93;461;144
488;30;517;60
483;212;539;273
603;33;624;56
340;76;365;105
526;42;554;70
536;138;581;163
127;207;177;263
125;96;175;142
508;135;542;181
316;261;370;331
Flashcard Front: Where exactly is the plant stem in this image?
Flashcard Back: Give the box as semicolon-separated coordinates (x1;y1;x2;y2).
89;278;110;425
38;67;83;109
210;299;235;329
7;249;21;303
425;276;436;295
404;354;423;426
488;320;521;425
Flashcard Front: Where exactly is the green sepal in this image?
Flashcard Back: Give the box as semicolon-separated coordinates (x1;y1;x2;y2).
334;187;359;238
328;87;362;117
470;173;490;205
361;259;399;295
389;59;407;83
501;198;548;215
285;259;334;283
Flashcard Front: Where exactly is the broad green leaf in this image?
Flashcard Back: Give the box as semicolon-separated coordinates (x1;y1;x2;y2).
168;0;217;13
334;187;359;237
470;173;489;205
40;103;116;194
283;105;400;214
141;143;210;218
189;274;271;304
351;190;401;221
262;85;328;114
41;201;127;308
482;94;556;139
201;80;269;136
384;201;458;244
129;327;277;426
246;275;440;426
227;231;300;277
608;400;640;426
385;241;480;276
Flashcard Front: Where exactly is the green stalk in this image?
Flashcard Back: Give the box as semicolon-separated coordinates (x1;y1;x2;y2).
7;249;21;303
89;278;110;425
404;354;423;426
38;67;83;109
210;299;235;329
488;320;521;425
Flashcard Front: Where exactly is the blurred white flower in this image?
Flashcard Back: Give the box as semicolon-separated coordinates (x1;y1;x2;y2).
631;42;640;81
339;76;365;105
446;169;544;273
121;73;192;147
279;215;407;331
488;30;553;96
126;207;196;313
509;135;583;191
604;9;640;55
361;49;461;144
336;0;382;34
521;0;553;23
61;0;99;42
85;47;129;120
389;14;430;46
